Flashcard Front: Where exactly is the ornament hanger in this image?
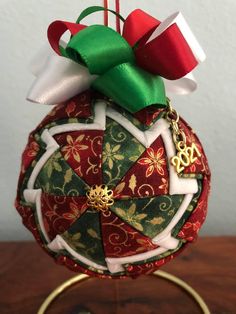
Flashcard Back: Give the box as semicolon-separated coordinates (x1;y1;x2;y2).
103;0;121;33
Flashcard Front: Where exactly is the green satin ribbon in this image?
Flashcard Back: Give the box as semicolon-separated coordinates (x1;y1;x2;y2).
64;10;166;113
93;63;166;113
66;25;134;75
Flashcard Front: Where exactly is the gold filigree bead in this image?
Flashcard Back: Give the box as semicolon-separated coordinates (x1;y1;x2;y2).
86;185;114;213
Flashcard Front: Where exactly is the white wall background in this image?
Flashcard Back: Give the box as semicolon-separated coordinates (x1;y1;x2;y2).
0;0;235;240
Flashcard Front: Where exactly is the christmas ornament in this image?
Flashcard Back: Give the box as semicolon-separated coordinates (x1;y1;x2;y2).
15;5;211;279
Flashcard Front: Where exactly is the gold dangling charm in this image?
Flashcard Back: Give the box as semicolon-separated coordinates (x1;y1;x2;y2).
86;185;114;213
166;98;202;174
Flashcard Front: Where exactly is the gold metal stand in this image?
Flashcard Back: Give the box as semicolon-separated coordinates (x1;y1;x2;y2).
37;271;211;314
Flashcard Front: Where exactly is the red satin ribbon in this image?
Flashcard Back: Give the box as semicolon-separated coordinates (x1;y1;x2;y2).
123;9;198;80
48;9;198;81
123;9;161;47
47;21;86;55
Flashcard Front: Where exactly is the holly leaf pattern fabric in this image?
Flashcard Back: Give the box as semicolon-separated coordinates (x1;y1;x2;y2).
100;211;158;258
35;150;89;196
55;130;104;186
41;193;88;240
102;118;145;188
113;136;169;199
61;210;106;266
111;195;184;238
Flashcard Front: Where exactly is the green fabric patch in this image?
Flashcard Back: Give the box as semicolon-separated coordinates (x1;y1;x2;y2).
102;118;145;188
61;210;106;266
35;150;89;196
111;195;184;239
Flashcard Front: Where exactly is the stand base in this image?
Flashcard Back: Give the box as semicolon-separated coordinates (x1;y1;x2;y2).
38;271;211;314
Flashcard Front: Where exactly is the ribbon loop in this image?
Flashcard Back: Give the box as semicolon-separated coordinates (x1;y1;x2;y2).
123;9;160;47
93;63;166;113
66;25;135;75
47;21;86;55
135;22;198;80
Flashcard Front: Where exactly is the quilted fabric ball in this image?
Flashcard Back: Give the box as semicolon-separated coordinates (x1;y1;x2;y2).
15;91;211;278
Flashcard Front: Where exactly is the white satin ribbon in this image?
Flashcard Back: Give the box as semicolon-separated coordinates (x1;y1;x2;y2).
29;44;55;77
27;52;97;105
27;11;206;105
164;73;198;95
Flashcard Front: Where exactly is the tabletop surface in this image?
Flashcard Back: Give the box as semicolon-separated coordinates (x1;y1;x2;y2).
0;237;235;314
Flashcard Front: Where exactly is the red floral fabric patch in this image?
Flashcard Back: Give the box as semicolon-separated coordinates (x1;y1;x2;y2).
41;193;88;241
114;136;169;199
17;134;40;189
15;198;46;250
36;91;93;131
100;212;158;258
134;106;165;126
178;177;210;242
125;245;186;278
54;130;104;186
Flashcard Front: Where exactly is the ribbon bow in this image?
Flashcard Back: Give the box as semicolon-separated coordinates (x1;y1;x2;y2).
28;6;206;113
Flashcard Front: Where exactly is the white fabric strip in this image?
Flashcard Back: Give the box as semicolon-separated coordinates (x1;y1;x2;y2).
27;130;59;190
24;188;51;243
154;233;180;250
107;109;169;148
48;235;108;271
